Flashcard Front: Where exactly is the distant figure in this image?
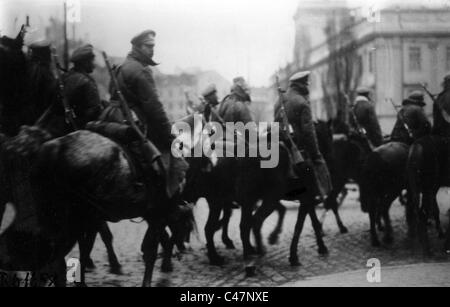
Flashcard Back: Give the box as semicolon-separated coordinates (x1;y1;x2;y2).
350;87;383;148
219;77;253;124
64;44;103;128
201;84;220;122
390;91;431;145
433;75;450;137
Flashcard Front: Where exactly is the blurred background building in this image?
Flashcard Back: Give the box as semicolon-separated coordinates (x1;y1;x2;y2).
273;0;450;134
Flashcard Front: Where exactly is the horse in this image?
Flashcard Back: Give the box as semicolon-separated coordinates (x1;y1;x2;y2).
407;134;450;255
0;32;192;287
180;115;328;267
360;141;410;247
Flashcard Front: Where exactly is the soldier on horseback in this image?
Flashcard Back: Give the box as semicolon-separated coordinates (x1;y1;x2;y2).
201;84;220;122
274;71;332;199
110;30;188;198
350;87;384;148
64;44;103;129
390;91;431;145
433;75;450;137
219;77;253;124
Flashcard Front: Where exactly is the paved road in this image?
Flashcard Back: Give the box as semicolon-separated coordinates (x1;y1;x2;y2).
61;187;450;287
283;262;450;287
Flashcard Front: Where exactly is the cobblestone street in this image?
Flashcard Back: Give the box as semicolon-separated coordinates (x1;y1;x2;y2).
63;187;450;287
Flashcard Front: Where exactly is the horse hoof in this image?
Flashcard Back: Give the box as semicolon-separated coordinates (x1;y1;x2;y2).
268;234;279;245
209;255;225;266
371;239;381;247
110;265;123;275
223;240;236;250
244;246;257;257
289;256;301;267
256;246;267;256
318;246;329;256
161;262;174;273
383;236;394;245
245;266;257;278
340;227;349;234
84;258;95;270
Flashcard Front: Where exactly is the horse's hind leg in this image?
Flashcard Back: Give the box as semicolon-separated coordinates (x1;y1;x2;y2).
369;207;381;247
252;198;277;255
205;202;225;265
98;222;122;274
325;181;348;234
381;203;394;245
160;229;174;273
221;205;235;249
289;202;309;266
241;202;256;259
444;216;450;254
418;191;432;256
309;208;329;255
431;196;445;239
268;201;286;245
142;216;164;287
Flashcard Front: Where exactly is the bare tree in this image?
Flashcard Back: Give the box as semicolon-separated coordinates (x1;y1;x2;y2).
322;10;363;132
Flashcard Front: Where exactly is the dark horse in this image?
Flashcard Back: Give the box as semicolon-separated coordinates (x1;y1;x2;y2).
181;117;328;267
215;120;346;251
0;32;190;286
360;141;410;247
407;134;450;255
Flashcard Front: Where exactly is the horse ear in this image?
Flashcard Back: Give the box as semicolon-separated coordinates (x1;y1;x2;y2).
0;203;16;235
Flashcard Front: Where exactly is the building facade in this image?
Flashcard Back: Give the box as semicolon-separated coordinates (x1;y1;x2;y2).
280;1;450;134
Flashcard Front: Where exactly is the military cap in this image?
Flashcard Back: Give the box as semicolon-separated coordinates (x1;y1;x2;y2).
70;44;95;63
29;40;51;50
233;76;250;93
356;86;371;95
202;84;217;97
131;30;156;46
289;71;310;83
408;90;425;106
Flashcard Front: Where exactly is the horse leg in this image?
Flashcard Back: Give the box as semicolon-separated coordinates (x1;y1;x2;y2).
241;202;256;259
325;181;348;234
431;196;445;239
444;216;450;254
142;216;165;287
76;227;98;287
419;191;432;256
369;206;381;247
98;221;122;274
252;198;277;255
382;203;394;245
80;227;98;271
205;203;224;265
160;228;174;273
289;203;309;266
0;202;5;229
308;208;329;255
268;201;286;245
221;205;235;249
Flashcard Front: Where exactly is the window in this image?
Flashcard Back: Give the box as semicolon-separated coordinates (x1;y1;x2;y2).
446;46;450;71
409;46;422;71
368;50;375;73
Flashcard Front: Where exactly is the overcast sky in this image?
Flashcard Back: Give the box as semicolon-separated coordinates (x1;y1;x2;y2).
1;0;449;86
